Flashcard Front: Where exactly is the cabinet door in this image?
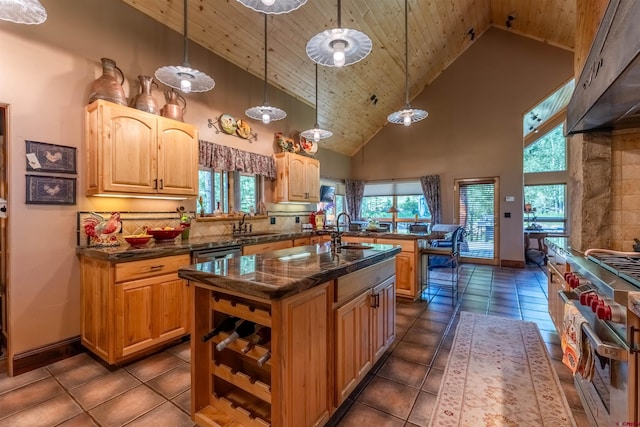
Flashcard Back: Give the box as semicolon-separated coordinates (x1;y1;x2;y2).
305;158;320;202
293;237;311;247
242;240;293;255
335;290;372;405
103;103;157;193
394;252;415;298
115;278;155;358
157;118;199;196
156;277;190;340
372;277;396;362
288;155;307;200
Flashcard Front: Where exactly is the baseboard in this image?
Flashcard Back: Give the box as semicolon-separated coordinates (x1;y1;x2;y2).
501;259;525;268
12;336;84;376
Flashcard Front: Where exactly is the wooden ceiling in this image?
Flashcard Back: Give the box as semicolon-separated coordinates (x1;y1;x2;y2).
121;0;576;156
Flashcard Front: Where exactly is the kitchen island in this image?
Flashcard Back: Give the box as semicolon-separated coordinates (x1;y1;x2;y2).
178;243;401;427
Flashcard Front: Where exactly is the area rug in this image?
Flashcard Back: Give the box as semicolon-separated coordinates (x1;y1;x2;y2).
429;311;576;427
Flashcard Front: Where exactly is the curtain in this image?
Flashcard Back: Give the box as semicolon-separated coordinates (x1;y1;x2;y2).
199;140;276;179
345;179;365;221
420;175;442;225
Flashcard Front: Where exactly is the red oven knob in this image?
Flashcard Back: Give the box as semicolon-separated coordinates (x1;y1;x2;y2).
590;296;603;312
580;291;595;306
564;272;572;281
596;304;612;321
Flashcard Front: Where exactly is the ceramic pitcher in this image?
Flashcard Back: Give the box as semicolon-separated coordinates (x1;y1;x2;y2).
88;58;127;106
132;75;159;115
161;89;186;122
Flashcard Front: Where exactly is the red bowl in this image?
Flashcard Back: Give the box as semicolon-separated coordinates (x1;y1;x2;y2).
124;235;152;246
147;227;184;241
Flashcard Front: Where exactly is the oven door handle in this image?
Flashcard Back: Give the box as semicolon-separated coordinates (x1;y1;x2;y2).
558;290;572;303
581;323;629;361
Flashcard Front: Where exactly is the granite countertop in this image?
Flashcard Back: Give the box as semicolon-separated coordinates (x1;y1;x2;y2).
178;243;402;300
76;230;429;262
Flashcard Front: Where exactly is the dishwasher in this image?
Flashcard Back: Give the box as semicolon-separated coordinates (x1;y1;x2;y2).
191;245;242;264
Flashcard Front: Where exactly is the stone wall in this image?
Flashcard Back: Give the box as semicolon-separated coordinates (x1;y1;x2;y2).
611;130;640;251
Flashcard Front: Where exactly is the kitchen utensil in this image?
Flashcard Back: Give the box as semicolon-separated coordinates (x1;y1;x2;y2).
89;57;127;106
132;75;159;114
124;234;152;246
147;227;185;241
161;89;186;121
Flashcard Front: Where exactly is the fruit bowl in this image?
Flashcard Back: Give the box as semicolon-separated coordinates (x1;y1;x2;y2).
147;227;184;241
124;235;152;246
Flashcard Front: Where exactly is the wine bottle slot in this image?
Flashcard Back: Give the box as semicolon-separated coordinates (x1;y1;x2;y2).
215;320;257;351
257;351;271;367
202;316;239;342
240;326;271;354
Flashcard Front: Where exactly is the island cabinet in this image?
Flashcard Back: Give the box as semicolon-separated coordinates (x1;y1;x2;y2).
85;99;199;197
79;254;190;364
274;152;320;203
186;255;396;427
242;239;293;255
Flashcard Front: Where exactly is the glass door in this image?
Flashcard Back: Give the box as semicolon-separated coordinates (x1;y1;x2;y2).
455;178;499;265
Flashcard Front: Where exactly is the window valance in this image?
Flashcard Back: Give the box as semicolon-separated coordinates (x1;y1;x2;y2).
198;140;276;179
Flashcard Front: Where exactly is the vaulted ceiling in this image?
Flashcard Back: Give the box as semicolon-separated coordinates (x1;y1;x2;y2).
121;0;576;156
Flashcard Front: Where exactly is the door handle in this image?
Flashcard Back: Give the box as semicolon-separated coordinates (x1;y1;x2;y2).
153;179;158;190
159;179;164;189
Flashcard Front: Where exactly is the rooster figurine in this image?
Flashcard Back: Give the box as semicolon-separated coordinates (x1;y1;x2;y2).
83;212;122;246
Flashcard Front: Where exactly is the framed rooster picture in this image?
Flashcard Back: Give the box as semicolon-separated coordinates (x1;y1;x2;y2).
26;175;76;205
25;140;77;174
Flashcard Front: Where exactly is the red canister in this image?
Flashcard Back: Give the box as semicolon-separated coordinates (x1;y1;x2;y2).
309;212;316;229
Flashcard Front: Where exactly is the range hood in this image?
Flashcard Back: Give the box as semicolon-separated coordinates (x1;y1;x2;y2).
566;0;640;135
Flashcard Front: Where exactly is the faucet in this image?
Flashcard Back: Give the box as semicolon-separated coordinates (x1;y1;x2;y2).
332;212;351;247
233;213;251;234
336;212;351;234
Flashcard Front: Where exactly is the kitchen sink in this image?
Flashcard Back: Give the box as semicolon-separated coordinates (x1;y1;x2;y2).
338;244;374;250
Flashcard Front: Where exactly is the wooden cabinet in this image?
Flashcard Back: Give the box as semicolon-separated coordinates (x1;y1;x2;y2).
293;237;311;247
85;99;198;197
243;239;294;255
80;254;190;364
274;152;320;203
310;235;331;244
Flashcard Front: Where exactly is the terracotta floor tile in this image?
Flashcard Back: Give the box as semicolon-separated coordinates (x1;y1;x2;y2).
418;309;452;323
69;369;141;410
392;341;436;366
125;401;196;427
356;376;420;419
145;363;191;399
125;352;186;382
166;342;191;363
0;367;50;395
337;401;405;427
402;328;442;347
395;313;416;329
171;389;191;415
407;391;438;426
88;385;165;427
54;357;111;390
376;356;428;389
57;413;100;427
410;318;447;334
421;368;443;394
431;348;450;370
46;353;94;375
0;377;65;420
396;304;425;318
0;393;82;426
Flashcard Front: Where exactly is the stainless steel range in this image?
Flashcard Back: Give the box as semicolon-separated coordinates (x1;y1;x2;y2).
547;244;640;427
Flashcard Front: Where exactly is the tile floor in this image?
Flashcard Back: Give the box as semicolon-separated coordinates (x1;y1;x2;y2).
0;264;588;427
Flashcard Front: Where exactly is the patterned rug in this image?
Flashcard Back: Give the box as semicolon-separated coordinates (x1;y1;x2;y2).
429;312;576;427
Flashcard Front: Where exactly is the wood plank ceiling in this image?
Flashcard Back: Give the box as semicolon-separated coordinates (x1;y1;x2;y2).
121;0;576;156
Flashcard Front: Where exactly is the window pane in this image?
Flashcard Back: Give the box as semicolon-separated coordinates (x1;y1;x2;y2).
524;124;566;173
239;174;256;212
336;196;345;216
524;184;566;233
361;196;393;219
396;195;431;219
198;170;213;213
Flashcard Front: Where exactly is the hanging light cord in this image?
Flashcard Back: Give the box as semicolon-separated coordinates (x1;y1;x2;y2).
404;0;409;106
314;63;319;126
263;13;269;103
337;0;342;27
183;0;190;66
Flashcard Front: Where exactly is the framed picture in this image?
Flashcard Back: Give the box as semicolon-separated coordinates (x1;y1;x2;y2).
26;175;76;205
25;140;77;174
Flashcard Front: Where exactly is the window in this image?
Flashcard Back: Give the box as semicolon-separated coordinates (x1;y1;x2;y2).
524;125;566;173
239;174;257;212
361;196;393;219
198;169;228;214
524;184;566;233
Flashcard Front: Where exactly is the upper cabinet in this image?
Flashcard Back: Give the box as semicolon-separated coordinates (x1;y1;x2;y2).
274;152;320;203
85;100;199;197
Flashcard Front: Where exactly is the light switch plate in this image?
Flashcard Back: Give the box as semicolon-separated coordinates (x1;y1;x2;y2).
505;196;515;202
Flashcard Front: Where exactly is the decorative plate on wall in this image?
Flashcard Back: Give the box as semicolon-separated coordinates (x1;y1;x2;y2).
300;135;318;154
219;114;237;134
236;119;252;139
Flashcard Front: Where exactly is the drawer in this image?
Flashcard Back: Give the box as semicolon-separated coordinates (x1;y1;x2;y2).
335;258;395;306
375;238;415;253
242;239;293;255
293;237;311;247
115;254;190;283
341;236;375;244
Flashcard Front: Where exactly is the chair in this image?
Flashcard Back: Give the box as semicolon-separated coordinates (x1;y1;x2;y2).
408;224;429;233
419;226;465;304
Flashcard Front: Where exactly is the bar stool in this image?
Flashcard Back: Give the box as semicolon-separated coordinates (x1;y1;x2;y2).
419;227;464;304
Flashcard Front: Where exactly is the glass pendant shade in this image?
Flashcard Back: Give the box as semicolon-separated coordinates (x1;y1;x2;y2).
306;0;372;68
155;0;215;93
236;0;307;14
301;64;332;141
245;14;286;124
387;0;427;126
0;0;47;24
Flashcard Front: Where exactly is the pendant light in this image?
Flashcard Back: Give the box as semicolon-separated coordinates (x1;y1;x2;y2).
387;0;428;126
236;0;307;14
155;0;215;93
0;0;46;24
306;0;372;68
301;64;333;142
245;14;286;124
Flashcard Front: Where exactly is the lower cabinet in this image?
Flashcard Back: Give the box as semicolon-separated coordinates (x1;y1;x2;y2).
80;254;190;364
242;239;293;255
